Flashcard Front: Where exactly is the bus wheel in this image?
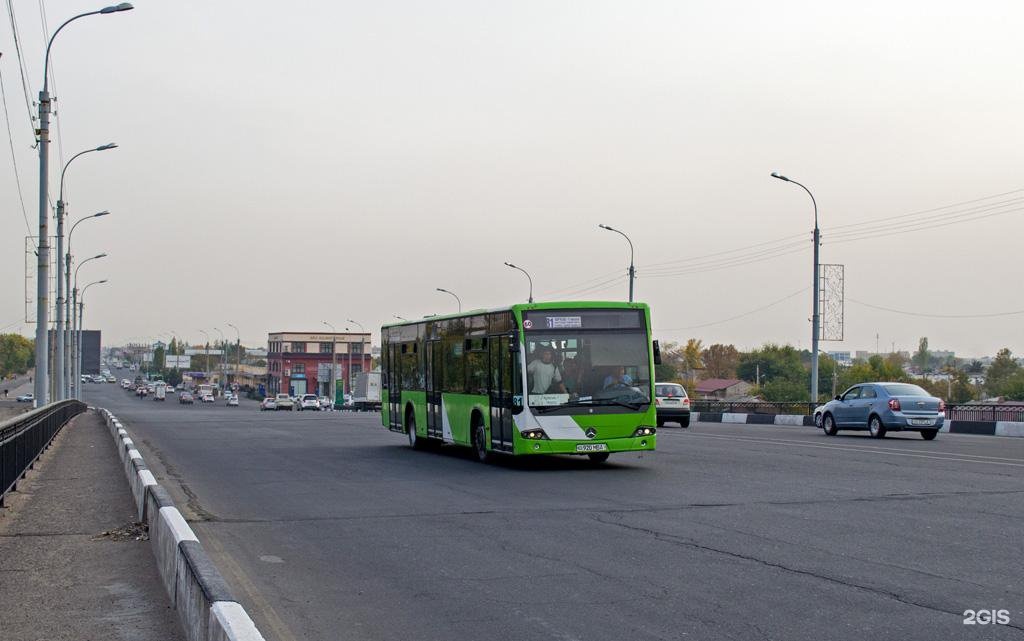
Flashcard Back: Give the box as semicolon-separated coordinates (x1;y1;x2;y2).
587;452;610;464
407;412;424;450
473;423;491;463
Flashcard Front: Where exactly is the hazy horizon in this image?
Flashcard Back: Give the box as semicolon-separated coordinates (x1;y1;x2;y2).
3;1;1022;359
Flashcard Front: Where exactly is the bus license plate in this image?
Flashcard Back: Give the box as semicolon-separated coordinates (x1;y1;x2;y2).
576;443;608;453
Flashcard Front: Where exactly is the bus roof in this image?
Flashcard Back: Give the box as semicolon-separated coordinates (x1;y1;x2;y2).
381;300;649;329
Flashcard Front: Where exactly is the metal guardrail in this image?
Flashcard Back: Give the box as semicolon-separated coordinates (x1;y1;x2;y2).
692;401;817;416
944;404;1024;422
1;400;86;505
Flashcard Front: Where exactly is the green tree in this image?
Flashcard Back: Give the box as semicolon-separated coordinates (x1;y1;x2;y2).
986;348;1021;397
0;334;35;378
153;345;166;371
761;378;807;402
737;344;805;387
1002;371;1024;401
701;344;739;380
913;337;930;371
682;339;703;379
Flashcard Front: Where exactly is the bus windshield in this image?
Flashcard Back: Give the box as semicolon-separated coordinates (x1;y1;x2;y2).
524;331;651;408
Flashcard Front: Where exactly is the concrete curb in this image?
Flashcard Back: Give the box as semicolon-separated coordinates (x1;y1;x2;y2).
693;411;1024;437
96;408;267;641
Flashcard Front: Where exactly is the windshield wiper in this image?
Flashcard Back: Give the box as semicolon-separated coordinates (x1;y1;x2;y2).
533;398;646;413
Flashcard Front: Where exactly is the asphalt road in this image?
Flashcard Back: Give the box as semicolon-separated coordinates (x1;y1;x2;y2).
84;379;1024;641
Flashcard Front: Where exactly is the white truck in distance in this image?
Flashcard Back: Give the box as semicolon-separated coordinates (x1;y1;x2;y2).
352;371;381;411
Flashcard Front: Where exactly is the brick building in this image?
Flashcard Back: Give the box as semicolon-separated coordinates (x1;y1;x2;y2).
267;331;372;397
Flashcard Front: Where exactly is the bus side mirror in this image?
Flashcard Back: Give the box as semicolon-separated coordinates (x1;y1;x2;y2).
652;340;662;366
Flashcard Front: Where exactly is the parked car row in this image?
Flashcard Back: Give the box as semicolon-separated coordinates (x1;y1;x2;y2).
259;393;336;411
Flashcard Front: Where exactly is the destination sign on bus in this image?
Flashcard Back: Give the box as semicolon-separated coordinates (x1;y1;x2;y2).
523;309;644;331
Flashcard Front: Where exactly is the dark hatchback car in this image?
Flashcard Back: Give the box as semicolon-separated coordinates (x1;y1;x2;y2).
818;382;945;439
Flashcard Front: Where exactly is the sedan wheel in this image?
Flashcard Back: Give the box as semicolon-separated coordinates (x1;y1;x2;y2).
822;414;838;436
920;429;938;441
868;415;887;439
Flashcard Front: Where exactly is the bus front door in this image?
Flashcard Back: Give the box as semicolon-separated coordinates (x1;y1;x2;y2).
489;334;514;451
426;340;443;439
388;343;402;430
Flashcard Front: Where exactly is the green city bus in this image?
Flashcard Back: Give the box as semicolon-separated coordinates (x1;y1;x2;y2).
381;301;660;463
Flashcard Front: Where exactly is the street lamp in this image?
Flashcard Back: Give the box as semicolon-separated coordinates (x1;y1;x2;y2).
198;330;211;383
227;323;240;392
322;321;338;405
71;253;106;396
64;209;110;398
598;224;635;302
347;319;367;399
503;262;534;303
75;278;108;399
34;2;134;407
55;145;116;400
771;171;820;403
394;315;407;322
436;288;461;313
213;327;226;392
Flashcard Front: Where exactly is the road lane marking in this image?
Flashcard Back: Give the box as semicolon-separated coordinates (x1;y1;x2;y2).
677;432;1024;468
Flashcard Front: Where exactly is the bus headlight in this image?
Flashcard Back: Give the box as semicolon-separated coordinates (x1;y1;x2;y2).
520;429;549;440
633;426;657;437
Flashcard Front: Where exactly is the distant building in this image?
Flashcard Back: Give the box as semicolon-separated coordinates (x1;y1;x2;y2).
695;378;752;400
827;351;853;366
267;331;372;397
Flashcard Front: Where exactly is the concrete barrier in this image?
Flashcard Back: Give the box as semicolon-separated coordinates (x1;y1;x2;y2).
209;602;265;641
152;506;199;602
97;408;268;641
176;540;237;641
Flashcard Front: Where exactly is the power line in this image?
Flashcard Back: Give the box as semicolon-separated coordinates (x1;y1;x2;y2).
655;287;810;332
827;197;1024;243
828;188;1024;231
848;298;1024;319
0;61;34;241
5;0;36;135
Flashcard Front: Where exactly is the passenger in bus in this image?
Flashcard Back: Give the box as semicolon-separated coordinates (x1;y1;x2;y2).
527;346;565;394
562;358;583;396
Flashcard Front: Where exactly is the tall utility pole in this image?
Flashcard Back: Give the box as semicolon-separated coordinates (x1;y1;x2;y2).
771;172;820;403
322;321;337;405
199;330;211;383
598;224;635;302
214;327;226;392
34;2;134;407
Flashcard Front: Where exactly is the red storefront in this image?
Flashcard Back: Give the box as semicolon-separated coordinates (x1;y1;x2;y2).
267;331;372;398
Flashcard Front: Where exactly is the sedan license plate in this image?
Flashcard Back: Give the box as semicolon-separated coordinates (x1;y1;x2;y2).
576;443;608;453
910;418;934;426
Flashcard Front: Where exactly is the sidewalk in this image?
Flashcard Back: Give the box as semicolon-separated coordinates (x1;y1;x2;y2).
0;409;185;641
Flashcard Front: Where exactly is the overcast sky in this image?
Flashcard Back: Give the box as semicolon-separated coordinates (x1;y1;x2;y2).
2;1;1022;358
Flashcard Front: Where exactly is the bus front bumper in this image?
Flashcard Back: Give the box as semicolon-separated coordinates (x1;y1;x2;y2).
519;435;656;455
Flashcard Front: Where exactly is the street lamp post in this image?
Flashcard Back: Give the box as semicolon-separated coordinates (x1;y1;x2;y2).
393;315;407;322
71;253;106;397
213;327;226;392
347;319;366;400
75;278;107;399
64;209;110;397
504;262;534;303
199;330;211;384
771;171;820;403
322;321;338;404
227;323;240;392
436;288;461;313
34;2;133;408
55;145;116;400
598;224;635;302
